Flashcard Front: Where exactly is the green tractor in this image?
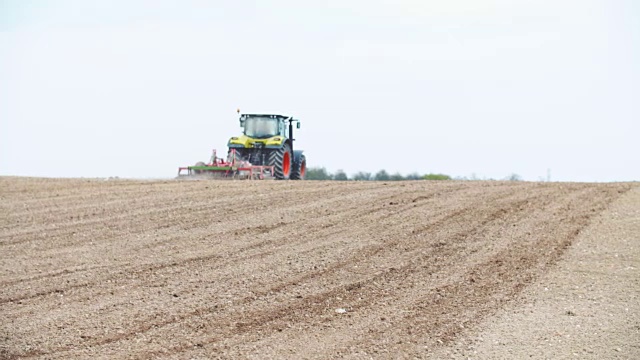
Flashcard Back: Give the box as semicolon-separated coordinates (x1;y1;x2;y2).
227;113;306;180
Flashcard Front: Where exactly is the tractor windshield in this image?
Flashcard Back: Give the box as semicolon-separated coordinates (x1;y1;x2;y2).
244;117;279;139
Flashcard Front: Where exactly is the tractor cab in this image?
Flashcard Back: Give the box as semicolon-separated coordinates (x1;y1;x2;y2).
239;114;300;140
229;114;300;151
240;115;287;139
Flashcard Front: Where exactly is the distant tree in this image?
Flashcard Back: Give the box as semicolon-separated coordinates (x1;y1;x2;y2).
389;173;405;181
405;173;422;180
352;171;372;181
306;167;332;180
333;169;348;181
505;173;523;181
374;170;390;181
423;173;452;180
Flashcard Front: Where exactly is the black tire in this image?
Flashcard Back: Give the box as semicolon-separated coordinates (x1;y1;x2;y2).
268;143;292;180
227;149;244;164
291;153;306;180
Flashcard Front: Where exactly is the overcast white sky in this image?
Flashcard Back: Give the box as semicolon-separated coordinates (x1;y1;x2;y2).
1;0;638;181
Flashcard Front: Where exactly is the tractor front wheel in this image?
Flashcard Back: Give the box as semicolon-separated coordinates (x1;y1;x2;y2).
291;153;306;180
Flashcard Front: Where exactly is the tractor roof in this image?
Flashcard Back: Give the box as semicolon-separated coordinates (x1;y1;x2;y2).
240;114;291;120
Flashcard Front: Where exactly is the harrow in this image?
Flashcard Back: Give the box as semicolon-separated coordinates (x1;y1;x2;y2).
178;149;274;180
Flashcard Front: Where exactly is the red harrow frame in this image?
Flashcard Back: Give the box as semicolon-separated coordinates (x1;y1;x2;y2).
178;149;275;180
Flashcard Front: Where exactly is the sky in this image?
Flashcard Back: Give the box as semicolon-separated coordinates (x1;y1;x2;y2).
1;0;638;182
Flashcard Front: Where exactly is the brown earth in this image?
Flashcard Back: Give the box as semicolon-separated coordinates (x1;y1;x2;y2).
0;177;637;359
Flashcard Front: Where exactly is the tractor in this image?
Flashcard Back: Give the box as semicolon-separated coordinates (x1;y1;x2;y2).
178;112;306;180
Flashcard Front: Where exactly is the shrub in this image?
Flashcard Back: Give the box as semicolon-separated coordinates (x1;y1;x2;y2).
423;173;452;180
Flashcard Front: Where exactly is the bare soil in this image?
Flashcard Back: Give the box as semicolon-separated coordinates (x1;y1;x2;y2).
0;177;637;359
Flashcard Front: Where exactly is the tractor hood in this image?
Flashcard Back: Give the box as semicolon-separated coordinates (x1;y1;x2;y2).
228;135;285;149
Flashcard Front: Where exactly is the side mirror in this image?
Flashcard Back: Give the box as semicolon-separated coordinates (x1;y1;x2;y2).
296;122;301;129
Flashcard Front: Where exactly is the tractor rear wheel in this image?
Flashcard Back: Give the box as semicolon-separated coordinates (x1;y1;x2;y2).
269;143;292;180
291;154;306;180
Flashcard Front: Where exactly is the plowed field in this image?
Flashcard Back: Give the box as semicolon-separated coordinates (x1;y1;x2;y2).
1;177;637;359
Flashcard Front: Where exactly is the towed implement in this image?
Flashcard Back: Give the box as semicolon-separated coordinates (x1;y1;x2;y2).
177;148;275;179
178;112;306;180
